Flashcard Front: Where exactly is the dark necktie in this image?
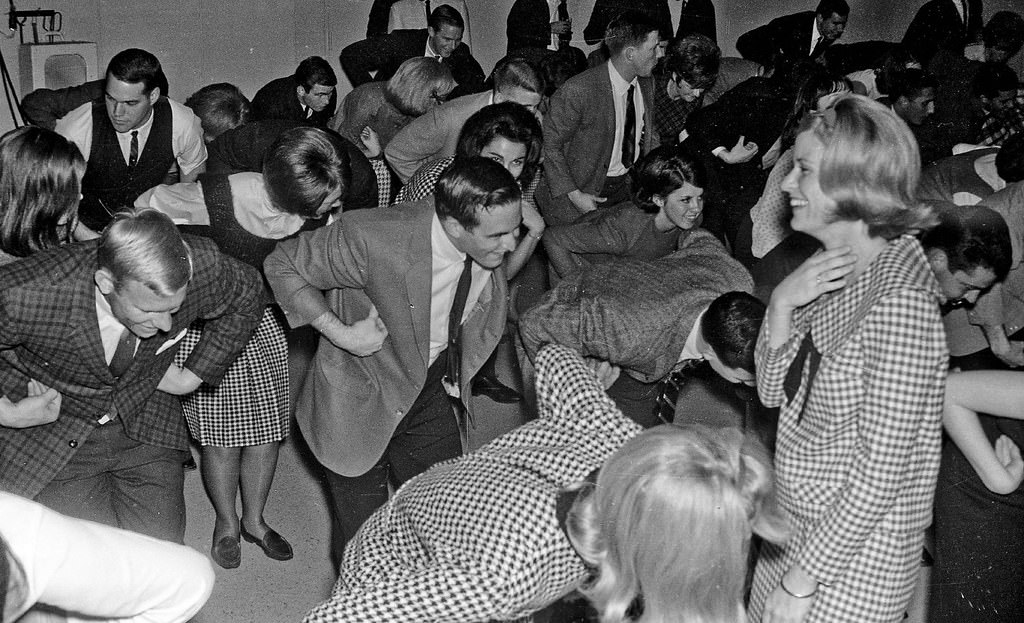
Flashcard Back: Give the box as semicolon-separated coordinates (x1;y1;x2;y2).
622;84;636;169
424;0;431;21
445;256;474;397
109;327;138;378
654;358;704;424
128;130;139;168
557;0;570;48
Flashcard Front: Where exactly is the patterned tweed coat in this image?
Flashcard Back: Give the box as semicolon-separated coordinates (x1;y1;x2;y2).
303;344;641;623
748;236;948;622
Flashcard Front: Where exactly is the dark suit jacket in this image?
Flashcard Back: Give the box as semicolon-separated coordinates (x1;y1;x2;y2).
507;0;558;53
583;0;672;45
0;237;263;498
21;79;105;130
902;0;982;66
264;199;507;477
339;29;486;98
206;119;378;212
537;63;658;224
367;0;403;37
677;0;717;42
736;11;826;68
251;76;337;128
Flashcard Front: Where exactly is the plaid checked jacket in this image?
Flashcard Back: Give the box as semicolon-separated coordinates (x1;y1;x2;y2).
304;344;641;623
0;237;264;499
749;236;948;622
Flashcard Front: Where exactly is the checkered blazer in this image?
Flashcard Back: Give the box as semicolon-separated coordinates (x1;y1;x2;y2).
0;237;264;498
748;236;948;622
303;344;642;623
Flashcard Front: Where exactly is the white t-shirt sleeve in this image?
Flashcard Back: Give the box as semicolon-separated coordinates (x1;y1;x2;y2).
168;98;208;175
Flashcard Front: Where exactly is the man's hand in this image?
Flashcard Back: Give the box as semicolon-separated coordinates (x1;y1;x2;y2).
314;306;389;357
991;338;1024;368
717;136;759;164
567;189;607;214
585;358;621;390
0;379;62;428
359;126;382;159
157;365;204;395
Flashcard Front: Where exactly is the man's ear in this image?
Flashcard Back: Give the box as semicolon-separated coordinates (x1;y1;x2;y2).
296;84;307;100
148;86;161;105
440;215;466;238
95;268;117;296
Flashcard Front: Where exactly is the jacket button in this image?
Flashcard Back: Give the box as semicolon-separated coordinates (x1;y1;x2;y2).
68;439;78;448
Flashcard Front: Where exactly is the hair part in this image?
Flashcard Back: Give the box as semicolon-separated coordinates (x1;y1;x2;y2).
811;94;936;239
294;56;337;91
604;10;661;57
456;102;543;188
492;56;545;97
263;126;350;218
185;83;251;142
434;156;521;230
630;144;706;213
106;48;165;94
97;208;193;295
922;204;1012;281
567;425;789;623
700;292;765;373
385;56;456;116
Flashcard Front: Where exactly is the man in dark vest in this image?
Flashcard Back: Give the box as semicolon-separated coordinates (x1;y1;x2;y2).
56;48;207;234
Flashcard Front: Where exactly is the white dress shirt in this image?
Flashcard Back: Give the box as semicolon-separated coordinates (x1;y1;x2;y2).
428;214;491;364
606;62;645;178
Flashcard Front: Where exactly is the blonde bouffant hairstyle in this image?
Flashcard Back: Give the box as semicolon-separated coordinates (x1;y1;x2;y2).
566;425;789;623
811;93;937;239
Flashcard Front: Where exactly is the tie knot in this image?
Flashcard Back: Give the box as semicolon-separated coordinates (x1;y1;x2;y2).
131;130;138;138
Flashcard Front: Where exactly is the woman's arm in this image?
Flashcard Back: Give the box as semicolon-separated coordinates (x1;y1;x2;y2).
943;370;1024;494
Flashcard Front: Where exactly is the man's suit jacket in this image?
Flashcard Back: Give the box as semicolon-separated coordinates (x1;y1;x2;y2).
0;238;263;498
902;0;983;66
583;0;672;45
339;29;486;98
520;229;753;383
385;91;490;183
736;11;826;68
251;76;337;128
506;0;557;53
537;63;658;224
264;199;507;477
206;119;378;211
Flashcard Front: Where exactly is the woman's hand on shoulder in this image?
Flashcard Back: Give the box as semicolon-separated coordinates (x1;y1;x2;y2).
772;246;857;311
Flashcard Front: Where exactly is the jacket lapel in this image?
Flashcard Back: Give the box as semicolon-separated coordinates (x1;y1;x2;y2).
405;203;435;369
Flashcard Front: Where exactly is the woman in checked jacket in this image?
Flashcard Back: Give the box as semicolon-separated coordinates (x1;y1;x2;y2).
748;94;948;623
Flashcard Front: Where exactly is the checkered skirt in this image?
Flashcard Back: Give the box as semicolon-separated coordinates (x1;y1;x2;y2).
176;306;289;447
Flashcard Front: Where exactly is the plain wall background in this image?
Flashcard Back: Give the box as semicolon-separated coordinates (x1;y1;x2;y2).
0;0;1021;133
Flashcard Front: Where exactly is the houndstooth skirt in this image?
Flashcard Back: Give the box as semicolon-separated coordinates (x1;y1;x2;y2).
176;306;290;447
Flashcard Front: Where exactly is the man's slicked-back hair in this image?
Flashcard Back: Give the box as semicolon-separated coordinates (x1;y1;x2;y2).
434;156;521;230
815;0;850;18
492;56;545;97
700;292;765;373
294;56;337;91
185;83;251;142
263;126;350;218
922;204;1012;281
106;48;164;94
428;4;464;32
887;68;937;102
98;208;193;295
604;10;661;57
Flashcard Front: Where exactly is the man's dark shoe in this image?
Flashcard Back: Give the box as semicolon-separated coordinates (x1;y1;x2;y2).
242;528;293;561
471;374;522;403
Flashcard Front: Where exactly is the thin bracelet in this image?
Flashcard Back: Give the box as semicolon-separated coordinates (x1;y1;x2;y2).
780;578;817;599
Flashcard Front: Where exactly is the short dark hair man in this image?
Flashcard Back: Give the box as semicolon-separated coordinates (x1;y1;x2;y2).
56;49;207;234
889;68;938;126
0;209;263;543
972;63;1024;146
520;228;759;426
251;56;338;128
736;0;849;69
922;204;1011;312
341;5;486;99
265;157;521;562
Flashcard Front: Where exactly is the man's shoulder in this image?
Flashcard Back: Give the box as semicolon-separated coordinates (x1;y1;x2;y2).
255;76;293;98
0;242;94;290
166;97;201;126
439;91;490;117
343;197;434;230
556;65;608;98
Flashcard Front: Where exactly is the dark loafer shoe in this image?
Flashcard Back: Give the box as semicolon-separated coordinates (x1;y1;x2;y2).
211;535;241;569
471;375;522;403
242;528;293;561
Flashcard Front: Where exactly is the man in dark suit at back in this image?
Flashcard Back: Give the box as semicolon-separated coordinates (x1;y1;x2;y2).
736;0;849;69
903;0;983;67
0;209;263;543
341;5;486;98
251;56;338;128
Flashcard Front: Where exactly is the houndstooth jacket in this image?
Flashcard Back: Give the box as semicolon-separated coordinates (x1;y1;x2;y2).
748;235;948;622
303;344;642;623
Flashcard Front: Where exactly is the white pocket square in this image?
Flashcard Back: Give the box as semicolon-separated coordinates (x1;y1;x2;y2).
156;328;189;355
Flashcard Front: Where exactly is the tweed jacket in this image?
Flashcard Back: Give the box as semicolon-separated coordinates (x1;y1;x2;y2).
749;236;947;622
540;63;658;200
251;76;337;128
520;229;752;383
0;238;263;499
304;344;641;623
264;199;507;477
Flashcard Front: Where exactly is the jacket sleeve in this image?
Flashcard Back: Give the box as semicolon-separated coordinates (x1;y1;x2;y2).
385;106;450;183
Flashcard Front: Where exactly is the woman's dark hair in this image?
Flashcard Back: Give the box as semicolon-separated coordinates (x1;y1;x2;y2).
455;102;543;188
630;144;706;213
0;126;85;257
